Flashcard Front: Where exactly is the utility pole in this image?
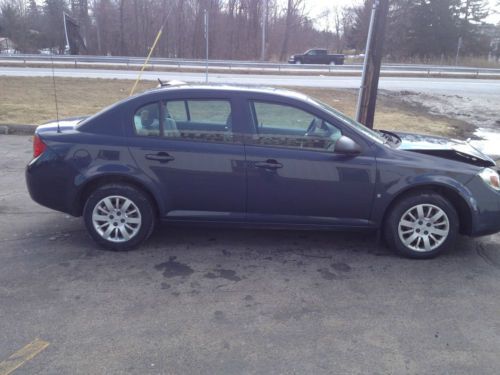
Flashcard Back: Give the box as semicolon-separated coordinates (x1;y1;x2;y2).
355;0;389;129
260;0;268;61
204;9;209;83
455;36;463;66
63;12;70;54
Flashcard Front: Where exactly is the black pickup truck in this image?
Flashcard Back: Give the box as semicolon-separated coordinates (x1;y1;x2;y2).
288;49;345;65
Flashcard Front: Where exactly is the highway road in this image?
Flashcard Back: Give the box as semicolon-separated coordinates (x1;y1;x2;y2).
2;54;500;76
2;66;500;96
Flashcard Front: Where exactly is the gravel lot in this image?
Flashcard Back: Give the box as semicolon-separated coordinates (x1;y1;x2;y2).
1;134;500;374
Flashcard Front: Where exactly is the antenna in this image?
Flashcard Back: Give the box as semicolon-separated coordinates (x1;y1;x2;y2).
50;55;61;133
129;9;172;96
129;22;165;96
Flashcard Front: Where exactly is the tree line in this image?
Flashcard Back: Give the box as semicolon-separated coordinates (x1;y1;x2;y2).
0;0;498;61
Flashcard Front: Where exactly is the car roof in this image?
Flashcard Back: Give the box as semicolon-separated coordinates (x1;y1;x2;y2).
143;83;313;102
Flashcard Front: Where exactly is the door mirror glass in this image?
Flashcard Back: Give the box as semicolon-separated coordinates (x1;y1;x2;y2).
334;136;362;155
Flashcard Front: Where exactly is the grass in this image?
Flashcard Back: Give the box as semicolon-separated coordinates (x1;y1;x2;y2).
0;76;470;138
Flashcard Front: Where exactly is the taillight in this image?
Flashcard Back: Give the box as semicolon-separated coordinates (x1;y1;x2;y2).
33;135;47;158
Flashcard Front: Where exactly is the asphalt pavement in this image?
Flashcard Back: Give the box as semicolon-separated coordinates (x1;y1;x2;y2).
2;66;500;96
1;134;500;374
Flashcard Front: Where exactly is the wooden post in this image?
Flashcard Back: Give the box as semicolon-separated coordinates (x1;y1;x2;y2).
356;0;389;129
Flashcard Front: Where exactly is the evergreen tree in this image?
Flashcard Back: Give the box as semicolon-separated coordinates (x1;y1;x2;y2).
457;0;490;55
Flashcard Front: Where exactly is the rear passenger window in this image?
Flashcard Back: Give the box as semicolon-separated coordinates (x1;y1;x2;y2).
165;101;187;122
188;100;231;124
162;99;233;143
134;103;160;136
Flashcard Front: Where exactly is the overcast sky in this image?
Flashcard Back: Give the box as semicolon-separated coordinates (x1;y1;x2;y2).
304;0;500;27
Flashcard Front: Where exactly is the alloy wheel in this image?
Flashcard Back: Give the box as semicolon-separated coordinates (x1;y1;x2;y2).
92;195;142;243
397;203;450;252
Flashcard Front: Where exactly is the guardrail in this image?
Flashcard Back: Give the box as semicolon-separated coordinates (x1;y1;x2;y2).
1;54;500;76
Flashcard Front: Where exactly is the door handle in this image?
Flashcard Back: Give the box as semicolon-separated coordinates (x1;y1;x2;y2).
254;159;283;170
145;152;175;163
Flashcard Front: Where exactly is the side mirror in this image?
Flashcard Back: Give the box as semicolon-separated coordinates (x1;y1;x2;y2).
334;135;362;155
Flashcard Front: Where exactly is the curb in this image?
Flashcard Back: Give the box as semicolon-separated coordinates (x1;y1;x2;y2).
0;124;37;135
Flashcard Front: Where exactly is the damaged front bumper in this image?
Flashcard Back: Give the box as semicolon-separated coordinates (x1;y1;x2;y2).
466;175;500;237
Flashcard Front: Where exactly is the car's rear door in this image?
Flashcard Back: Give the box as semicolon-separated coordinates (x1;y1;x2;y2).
243;98;377;227
127;93;247;222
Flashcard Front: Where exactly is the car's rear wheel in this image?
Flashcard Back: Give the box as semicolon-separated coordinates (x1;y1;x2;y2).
295;60;302;65
83;184;155;251
384;192;459;258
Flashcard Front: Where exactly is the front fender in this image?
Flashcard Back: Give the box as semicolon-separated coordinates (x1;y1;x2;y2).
370;172;477;225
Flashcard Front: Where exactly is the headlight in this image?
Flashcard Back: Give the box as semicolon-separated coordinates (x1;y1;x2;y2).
479;168;500;191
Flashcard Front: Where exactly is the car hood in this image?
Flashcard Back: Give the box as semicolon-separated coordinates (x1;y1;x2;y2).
391;131;496;167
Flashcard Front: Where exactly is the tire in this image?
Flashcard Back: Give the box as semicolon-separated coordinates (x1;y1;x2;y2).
384;191;459;259
295;60;302;65
83;184;156;251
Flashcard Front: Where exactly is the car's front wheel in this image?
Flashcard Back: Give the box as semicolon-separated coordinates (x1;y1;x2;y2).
384;192;459;258
83;184;155;251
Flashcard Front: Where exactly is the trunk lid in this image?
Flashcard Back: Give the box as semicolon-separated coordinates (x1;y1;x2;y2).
36;116;88;135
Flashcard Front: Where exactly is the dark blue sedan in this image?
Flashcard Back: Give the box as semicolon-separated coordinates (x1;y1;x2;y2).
26;83;500;258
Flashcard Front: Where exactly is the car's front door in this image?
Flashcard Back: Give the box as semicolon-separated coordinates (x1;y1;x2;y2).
303;50;315;64
244;99;377;227
127;96;247;222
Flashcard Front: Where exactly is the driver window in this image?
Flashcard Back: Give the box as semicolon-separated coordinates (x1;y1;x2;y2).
250;101;342;151
254;102;313;133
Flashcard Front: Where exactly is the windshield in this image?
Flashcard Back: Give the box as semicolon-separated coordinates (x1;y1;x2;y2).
311;99;385;144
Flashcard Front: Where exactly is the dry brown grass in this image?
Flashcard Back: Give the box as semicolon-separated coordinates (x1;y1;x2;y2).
0;77;152;124
0;76;467;137
289;87;465;137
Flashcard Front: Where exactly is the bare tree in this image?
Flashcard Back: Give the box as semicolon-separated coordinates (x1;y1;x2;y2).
280;0;305;61
0;0;496;60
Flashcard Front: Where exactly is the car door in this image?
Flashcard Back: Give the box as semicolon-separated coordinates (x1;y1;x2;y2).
127;95;247;222
303;50;315;64
244;99;377;227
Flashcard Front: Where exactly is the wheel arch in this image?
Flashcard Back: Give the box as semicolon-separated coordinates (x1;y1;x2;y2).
75;174;162;217
381;183;474;235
